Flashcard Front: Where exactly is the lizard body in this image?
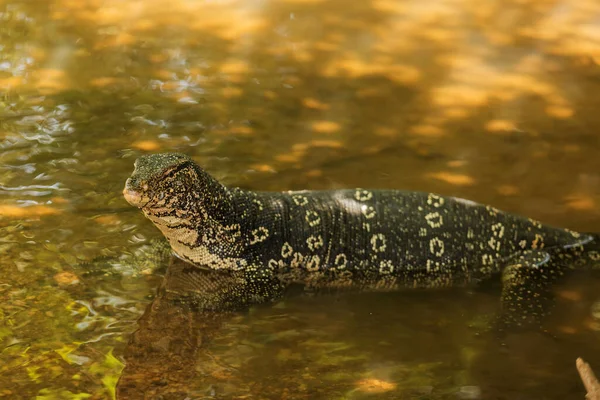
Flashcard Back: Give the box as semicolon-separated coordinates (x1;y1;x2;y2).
123;153;599;324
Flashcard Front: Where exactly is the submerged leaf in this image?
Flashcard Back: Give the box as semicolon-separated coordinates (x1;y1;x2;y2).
89;349;125;400
55;343;83;365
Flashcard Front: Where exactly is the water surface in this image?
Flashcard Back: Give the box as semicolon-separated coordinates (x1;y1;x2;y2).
1;0;600;398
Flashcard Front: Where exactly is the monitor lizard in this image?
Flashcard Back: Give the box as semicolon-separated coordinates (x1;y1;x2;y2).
122;153;600;328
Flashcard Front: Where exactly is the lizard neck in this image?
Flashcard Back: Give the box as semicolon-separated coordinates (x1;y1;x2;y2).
140;171;247;269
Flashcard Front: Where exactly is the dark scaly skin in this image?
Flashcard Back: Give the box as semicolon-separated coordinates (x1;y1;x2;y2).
123;153;600;325
117;153;600;396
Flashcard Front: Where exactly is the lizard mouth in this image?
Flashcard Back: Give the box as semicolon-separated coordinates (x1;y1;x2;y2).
123;180;149;208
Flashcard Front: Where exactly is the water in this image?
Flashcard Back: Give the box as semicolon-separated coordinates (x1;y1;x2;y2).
1;0;599;398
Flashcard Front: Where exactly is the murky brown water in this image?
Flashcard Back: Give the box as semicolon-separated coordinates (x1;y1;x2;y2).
1;0;600;398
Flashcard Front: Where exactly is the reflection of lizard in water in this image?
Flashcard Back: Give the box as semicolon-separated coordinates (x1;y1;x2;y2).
122;153;600;330
116;254;280;398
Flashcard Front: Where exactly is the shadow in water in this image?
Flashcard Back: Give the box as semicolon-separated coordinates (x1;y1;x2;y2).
116;257;284;399
116;255;600;399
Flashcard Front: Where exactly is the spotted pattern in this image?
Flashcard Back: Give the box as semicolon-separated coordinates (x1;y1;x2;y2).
250;226;269;245
306;255;320;272
253;198;264;211
467;228;474;239
427;193;444;208
292;195;308;206
425;212;443;228
488;237;501;251
291;252;303;268
307;235;324;251
224;223;242;238
371;233;387;253
125;153;600;317
334;253;347;269
379;260;394;274
429;237;445;257
361;205;376;219
355;189;373;201
305;210;321;226
532;233;544;250
426;259;441;273
491;223;505;238
281;242;293;258
486;205;499;217
482;254;494;265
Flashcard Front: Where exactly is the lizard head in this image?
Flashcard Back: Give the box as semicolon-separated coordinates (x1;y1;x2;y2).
124;153;241;268
123;152;197;210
